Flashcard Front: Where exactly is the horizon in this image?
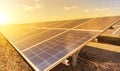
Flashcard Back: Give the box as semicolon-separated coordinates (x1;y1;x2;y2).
1;15;120;25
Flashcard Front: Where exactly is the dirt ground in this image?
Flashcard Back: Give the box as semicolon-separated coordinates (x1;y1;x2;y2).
0;33;33;71
0;32;120;71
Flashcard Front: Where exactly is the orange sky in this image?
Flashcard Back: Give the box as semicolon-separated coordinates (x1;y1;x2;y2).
0;0;120;24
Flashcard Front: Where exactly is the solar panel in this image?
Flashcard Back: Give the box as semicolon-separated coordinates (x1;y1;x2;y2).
1;27;34;37
7;18;89;29
23;30;99;71
29;21;65;28
75;17;119;31
56;19;90;28
2;29;65;51
9;29;48;42
18;20;78;29
1;20;71;29
1;16;120;71
38;20;70;28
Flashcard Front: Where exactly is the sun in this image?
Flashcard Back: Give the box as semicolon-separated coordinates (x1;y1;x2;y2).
0;13;11;25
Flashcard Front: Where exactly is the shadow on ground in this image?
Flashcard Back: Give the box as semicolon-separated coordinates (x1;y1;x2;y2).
52;46;120;71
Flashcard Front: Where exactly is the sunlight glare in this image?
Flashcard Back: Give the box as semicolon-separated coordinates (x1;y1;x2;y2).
0;13;11;25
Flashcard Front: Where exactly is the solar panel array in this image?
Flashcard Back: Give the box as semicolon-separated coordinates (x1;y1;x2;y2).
1;16;120;71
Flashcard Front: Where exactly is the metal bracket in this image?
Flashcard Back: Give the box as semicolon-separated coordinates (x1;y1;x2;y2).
92;38;98;42
62;59;70;66
109;26;114;29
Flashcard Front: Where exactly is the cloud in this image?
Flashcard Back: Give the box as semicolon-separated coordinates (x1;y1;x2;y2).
94;8;110;12
64;6;79;10
64;7;70;10
84;9;90;12
22;4;43;11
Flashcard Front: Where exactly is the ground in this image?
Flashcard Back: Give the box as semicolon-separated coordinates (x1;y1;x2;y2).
0;33;33;71
0;33;120;71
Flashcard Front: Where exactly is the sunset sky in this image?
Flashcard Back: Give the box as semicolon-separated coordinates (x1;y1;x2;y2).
0;0;120;24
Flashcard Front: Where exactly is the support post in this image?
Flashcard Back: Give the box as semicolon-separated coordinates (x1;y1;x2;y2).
72;52;79;67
